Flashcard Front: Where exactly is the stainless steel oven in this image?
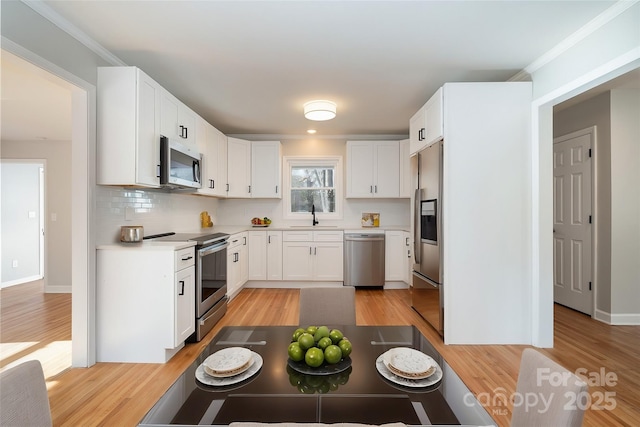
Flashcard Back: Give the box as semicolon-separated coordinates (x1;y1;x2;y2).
144;232;229;341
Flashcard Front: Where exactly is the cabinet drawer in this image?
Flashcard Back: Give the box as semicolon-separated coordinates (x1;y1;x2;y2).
175;247;195;270
283;231;314;242
228;232;247;250
313;231;344;242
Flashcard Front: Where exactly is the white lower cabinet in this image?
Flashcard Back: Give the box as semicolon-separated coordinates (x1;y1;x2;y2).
96;245;195;363
403;231;412;284
385;231;405;281
385;230;412;284
227;232;248;298
248;230;283;280
282;231;343;281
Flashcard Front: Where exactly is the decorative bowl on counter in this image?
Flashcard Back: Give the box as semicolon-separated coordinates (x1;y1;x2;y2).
251;217;271;226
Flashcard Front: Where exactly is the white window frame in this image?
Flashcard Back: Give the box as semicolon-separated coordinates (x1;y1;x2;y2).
283;156;343;221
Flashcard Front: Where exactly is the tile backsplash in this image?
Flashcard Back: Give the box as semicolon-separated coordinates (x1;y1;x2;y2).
95;187;219;244
95;186;410;244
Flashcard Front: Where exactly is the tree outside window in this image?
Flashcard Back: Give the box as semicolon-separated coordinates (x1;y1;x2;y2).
283;157;342;220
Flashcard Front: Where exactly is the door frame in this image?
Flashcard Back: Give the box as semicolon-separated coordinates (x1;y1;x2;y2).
553;126;596;317
2;37;97;367
531;53;640;348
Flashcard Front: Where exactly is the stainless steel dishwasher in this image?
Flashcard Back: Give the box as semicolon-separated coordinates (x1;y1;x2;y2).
344;232;385;287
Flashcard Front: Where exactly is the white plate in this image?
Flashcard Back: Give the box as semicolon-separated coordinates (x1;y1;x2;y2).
196;352;263;387
376;351;442;388
203;347;253;376
383;347;437;379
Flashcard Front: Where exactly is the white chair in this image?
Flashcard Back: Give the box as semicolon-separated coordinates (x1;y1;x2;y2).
511;348;588;427
0;360;52;427
299;286;356;327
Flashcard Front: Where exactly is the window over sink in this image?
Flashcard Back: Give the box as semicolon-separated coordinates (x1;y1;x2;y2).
283;156;343;220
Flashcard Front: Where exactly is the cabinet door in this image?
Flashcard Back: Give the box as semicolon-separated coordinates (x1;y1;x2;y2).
374;141;400;197
136;71;162;187
97;67;161;188
227;250;240;297
248;231;267;280
403;231;411;284
174;266;195;346
227;137;251;198
282;242;313;280
346;141;374;198
239;243;249;286
212;127;228;197
409;106;427;155
178;105;197;146
160;90;196;145
399;139;411;198
196;118;216;196
314;242;343;281
385;231;405;281
161;90;180;140
267;231;283;280
251;141;281;198
424;87;443;146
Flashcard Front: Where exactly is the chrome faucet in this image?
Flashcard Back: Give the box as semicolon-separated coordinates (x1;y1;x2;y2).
312;204;319;226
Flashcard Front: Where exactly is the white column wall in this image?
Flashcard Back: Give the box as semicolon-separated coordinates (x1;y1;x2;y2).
610;89;640;321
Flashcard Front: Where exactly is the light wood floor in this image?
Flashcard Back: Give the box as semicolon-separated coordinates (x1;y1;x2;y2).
1;284;639;426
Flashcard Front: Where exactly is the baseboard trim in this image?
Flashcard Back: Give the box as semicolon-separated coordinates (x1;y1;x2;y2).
594;309;640;325
45;285;72;294
1;275;42;289
244;281;344;289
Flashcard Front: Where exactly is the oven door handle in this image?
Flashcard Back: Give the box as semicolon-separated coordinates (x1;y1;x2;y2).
198;241;229;257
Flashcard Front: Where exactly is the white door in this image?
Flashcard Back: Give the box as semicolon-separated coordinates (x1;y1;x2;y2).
553;129;593;315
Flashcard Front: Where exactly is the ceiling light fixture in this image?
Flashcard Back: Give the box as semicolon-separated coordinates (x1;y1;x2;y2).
304;100;336;121
307;129;317;134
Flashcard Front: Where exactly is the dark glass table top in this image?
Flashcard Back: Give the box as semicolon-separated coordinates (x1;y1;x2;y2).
139;326;494;426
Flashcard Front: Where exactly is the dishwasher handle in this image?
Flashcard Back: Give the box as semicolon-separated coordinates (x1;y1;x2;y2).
345;234;385;241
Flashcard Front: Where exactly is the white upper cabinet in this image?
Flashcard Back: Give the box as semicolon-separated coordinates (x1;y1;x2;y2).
251;141;282;198
196;117;227;197
161;89;197;146
399;139;411;198
227;137;252;198
346;141;400;198
97;66;161;188
409;87;443;155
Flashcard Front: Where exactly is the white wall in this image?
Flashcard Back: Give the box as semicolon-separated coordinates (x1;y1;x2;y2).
2;140;72;292
610;89;640;320
1;162;42;286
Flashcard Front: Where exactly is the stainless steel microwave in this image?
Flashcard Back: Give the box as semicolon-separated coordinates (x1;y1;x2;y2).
160;136;202;189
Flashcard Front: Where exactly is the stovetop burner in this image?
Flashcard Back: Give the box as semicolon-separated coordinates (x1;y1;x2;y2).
144;232;229;246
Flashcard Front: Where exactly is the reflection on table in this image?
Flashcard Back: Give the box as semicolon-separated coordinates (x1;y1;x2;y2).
140;326;494;426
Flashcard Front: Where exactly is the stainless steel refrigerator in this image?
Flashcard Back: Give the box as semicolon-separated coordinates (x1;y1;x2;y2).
411;140;444;336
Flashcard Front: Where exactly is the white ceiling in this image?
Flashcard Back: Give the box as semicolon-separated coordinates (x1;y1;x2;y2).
2;0;632;140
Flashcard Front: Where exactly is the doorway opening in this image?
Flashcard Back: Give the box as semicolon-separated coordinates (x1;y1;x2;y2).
1;42;94;369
